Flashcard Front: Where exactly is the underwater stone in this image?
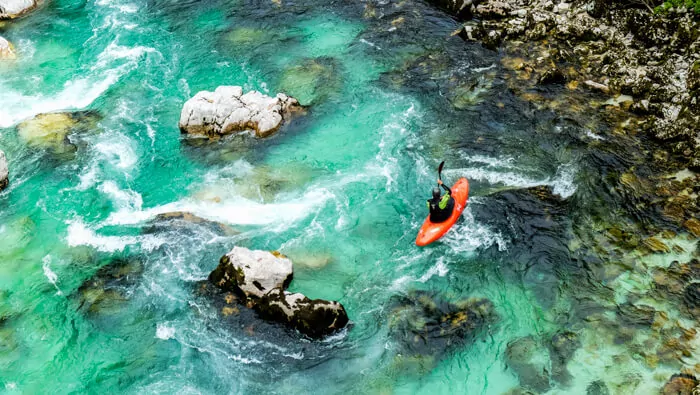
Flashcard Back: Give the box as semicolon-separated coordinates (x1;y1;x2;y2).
0;0;36;19
586;380;610;395
179;86;302;138
505;336;551;393
0;150;7;191
661;373;699;395
548;331;580;385
77;257;144;316
683;218;700;238
683;283;700;317
145;211;238;236
0;36;15;59
17;111;101;155
254;287;349;339
387;291;496;365
278;57;341;106
209;247;293;300
617;302;655;327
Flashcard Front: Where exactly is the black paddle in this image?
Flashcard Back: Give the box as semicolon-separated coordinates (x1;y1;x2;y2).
437;161;445;185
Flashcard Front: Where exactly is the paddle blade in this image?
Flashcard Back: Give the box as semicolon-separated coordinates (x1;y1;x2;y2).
438;161;445;180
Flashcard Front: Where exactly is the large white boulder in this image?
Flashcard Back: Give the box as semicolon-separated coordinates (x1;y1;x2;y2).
0;150;8;191
0;36;16;59
208;247;293;299
0;0;37;19
178;86;301;138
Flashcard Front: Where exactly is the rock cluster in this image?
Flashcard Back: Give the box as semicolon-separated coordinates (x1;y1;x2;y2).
439;0;699;169
0;150;8;191
0;0;37;19
178;86;302;138
208;247;348;338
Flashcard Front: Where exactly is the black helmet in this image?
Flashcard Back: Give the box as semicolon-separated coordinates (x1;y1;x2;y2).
432;187;441;199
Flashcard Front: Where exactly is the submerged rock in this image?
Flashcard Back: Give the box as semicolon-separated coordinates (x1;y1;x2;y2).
0;36;15;59
505;336;551;393
278;57;341;106
178;86;302;138
255;287;349;339
0;150;7;191
548;331;580;385
387;290;496;367
145;211;238;236
209;247;293;300
17;111;101;155
661;373;699;395
77;256;144;316
0;0;37;19
586;380;610;395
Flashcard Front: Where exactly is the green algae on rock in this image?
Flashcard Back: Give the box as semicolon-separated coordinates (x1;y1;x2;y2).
16;111;101;155
277;57;342;106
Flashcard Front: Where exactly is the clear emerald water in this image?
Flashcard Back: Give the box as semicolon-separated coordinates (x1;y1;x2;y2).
1;0;698;393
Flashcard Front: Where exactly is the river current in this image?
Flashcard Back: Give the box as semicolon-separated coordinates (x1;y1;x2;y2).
1;0;698;393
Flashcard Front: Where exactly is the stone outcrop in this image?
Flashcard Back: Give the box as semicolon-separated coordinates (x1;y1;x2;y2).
0;150;8;191
0;0;37;19
445;0;700;169
661;373;699;395
0;36;16;59
178;86;301;138
255;287;349;339
209;247;293;300
208;247;349;338
17;111;101;155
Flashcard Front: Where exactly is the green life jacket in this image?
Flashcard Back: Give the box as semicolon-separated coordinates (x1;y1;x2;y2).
427;193;451;210
438;193;451;209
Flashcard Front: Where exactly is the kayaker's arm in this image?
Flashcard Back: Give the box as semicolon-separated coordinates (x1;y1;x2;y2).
437;179;452;195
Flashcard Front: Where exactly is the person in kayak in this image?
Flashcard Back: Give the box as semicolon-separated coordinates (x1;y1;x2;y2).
427;179;455;223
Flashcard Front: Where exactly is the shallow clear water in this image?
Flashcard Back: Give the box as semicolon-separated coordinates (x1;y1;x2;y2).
1;0;698;393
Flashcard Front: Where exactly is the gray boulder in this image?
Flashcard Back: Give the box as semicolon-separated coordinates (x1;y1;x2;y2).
208;247;293;299
0;0;37;19
0;150;7;191
178;86;301;138
255;287;349;339
0;36;15;59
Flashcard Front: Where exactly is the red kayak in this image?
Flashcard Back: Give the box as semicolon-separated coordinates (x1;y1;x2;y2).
415;178;469;246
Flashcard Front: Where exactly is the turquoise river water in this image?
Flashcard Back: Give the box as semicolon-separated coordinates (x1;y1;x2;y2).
1;0;699;394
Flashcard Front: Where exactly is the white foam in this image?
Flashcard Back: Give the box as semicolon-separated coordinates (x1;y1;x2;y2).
418;258;449;282
104;188;334;227
442;204;508;253
156;323;176;340
66;221;164;252
0;42;155;128
444;163;577;199
99;181;143;211
42;255;63;296
70;133;138;192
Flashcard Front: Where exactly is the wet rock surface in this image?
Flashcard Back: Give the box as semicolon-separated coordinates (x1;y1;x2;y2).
661;373;699;395
207;247;348;338
144;211;238;237
387;290;496;371
255;287;349;339
505;336;551;393
0;36;15;59
178;86;302;138
16;111;101;156
0;0;37;19
75;256;144;317
441;0;700;170
209;247;293;300
0;149;7;191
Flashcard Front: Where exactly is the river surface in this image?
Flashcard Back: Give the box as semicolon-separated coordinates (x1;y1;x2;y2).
1;0;698;394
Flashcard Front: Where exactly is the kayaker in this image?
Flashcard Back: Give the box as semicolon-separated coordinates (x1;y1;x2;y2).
427;179;454;223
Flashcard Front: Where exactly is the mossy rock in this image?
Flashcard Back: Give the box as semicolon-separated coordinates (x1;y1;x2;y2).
278;57;341;106
17;111;101;155
76;256;144;317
